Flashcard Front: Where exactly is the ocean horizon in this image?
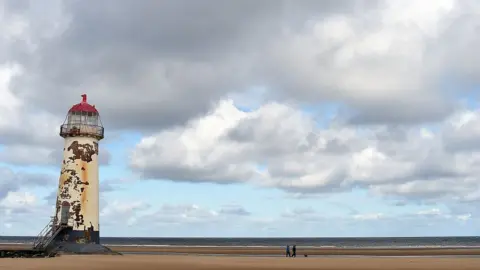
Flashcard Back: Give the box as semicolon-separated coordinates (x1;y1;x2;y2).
2;236;480;248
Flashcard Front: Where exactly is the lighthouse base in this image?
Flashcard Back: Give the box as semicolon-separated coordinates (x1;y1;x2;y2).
50;242;120;255
41;226;120;255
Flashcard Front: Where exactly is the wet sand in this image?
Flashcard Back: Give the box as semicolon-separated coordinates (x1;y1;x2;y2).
1;254;480;270
3;244;480;256
109;245;480;256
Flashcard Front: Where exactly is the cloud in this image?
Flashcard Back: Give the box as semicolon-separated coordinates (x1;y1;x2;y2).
43;191;57;205
278;206;473;227
94;201;254;236
99;180;118;193
141;204;220;226
3;0;479;134
0;64;61;146
131;99;480;205
124;203;253;229
130;100;259;183
219;205;251;216
238;206;478;237
100;200;151;227
261;0;459;124
0;191;36;212
352;213;384;221
0;167;54;200
0;63;111;167
0;191;53;235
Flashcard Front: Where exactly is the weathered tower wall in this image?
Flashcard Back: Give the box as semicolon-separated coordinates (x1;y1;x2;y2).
55;136;100;244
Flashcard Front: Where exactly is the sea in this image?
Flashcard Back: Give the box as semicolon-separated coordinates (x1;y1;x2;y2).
1;236;480;248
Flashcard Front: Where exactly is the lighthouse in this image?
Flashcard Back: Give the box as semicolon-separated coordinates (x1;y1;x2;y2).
53;94;103;244
31;94;114;254
53;93;103;245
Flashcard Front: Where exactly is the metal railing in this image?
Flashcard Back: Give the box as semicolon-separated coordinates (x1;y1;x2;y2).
60;124;104;139
32;217;72;251
32;217;54;249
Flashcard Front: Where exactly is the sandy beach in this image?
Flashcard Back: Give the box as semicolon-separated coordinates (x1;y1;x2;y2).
2;244;480;269
1;254;480;270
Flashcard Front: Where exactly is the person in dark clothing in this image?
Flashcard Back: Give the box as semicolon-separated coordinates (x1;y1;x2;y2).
292;245;297;257
286;245;291;257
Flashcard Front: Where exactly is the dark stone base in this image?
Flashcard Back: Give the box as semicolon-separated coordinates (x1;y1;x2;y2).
50;243;121;255
54;228;100;245
39;227;119;255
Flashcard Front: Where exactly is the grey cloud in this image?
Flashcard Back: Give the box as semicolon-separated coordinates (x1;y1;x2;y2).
137;164;255;184
47;0;371;62
43;191;57;205
437;3;480;84
0;125;61;148
3;0;400;135
8;0;268;130
274;167;351;194
371;179;477;203
283;193;328;200
0;167;54;200
347;99;454;126
99;181;117;193
219;205;251;216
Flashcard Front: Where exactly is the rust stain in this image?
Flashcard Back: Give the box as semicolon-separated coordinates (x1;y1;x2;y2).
68;141;97;163
71;201;84;228
80;161;89;207
59;170;72;200
59;171;69;185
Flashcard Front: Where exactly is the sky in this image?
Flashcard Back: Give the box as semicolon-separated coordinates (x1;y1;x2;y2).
1;0;480;237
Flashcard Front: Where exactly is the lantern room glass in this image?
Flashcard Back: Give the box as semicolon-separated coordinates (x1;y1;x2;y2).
60;111;104;140
67;111;99;126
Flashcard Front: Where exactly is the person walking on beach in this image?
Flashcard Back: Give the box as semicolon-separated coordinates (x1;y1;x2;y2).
292;245;297;257
286;245;291;257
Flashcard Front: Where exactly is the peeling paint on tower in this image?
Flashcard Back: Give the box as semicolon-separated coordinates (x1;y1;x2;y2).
55;137;100;231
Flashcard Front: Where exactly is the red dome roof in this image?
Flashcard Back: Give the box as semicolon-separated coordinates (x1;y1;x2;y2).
68;94;98;113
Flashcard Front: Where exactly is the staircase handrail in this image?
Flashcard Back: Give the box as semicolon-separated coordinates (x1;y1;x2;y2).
32;217;54;248
38;225;66;250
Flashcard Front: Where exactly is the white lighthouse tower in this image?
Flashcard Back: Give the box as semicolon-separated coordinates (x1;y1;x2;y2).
32;94;112;253
53;94;104;244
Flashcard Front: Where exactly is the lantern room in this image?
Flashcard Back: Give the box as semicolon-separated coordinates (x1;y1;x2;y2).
59;94;104;140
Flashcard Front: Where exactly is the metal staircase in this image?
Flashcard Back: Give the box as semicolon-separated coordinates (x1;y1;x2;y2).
32;216;69;251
